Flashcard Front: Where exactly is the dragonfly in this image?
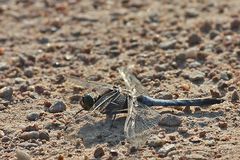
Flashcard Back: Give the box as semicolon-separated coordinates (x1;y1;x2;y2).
64;67;224;146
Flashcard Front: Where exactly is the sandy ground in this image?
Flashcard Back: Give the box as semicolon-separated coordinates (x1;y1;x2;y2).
0;0;240;159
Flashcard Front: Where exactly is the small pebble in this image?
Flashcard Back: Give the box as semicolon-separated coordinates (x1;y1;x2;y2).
185;154;206;160
14;78;26;84
19;142;39;148
108;49;121;58
52;61;63;67
34;85;45;94
20;130;50;141
147;135;165;147
185;70;205;83
231;90;239;102
220;71;232;81
2;136;10;142
159;114;182;126
0;62;9;71
189;61;201;68
20;131;39;141
110;150;118;157
144;41;157;51
26;112;40;121
53;74;66;84
0;87;13;100
37;37;49;44
189;136;201;143
205;140;216;147
230;19;240;31
48;101;66;113
218;122;227;129
178;127;188;134
184;47;199;59
194;107;201;113
228;85;237;91
94;147;105;158
156;91;173;100
200;21;212;33
22;124;40;132
159;40;176;50
58;155;64;160
44;122;61;130
129;146;137;154
210;89;221;98
0;130;4;138
157;144;176;157
19;84;28;92
39;131;50;141
209;30;219;39
180;83;190;91
169;135;176;141
24;69;33;78
187;33;202;46
217;80;228;90
0;104;6;111
175;53;186;65
16;149;31;160
199;131;206;138
69;95;81;104
154;64;169;72
185;9;199;18
183;106;192;114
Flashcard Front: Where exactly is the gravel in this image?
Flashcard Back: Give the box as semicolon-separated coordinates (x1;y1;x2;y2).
200;21;212;33
48;101;66;113
26;112;40;121
0;62;9;71
94;147;105;158
230;19;240;31
231;90;239;102
159;114;182;126
182;70;205;83
147;135;165;147
0;130;4;138
0;87;13;101
19;142;39;148
19;131;49;141
157;144;176;157
185;8;199;18
2;136;10;142
16;149;32;160
159;40;177;50
0;0;239;159
187;33;202;46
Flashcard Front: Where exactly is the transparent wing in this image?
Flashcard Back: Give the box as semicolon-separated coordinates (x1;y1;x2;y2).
65;76;115;94
124;96;161;146
118;67;149;96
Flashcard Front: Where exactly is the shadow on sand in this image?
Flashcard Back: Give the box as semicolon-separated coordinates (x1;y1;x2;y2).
66;109;224;148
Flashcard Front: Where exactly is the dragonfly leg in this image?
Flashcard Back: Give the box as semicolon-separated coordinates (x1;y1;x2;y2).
105;113;117;129
110;114;117;128
106;110;127;129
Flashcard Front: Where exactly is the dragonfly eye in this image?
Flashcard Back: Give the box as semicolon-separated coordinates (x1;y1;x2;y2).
82;94;95;110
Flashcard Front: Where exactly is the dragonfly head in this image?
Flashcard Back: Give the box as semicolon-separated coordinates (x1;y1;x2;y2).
81;94;95;111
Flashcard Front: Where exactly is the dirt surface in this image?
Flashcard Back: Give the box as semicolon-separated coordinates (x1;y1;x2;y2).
0;0;240;159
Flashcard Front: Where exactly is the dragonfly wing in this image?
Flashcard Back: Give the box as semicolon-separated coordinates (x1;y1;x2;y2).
124;96;161;146
118;67;149;96
66;76;115;93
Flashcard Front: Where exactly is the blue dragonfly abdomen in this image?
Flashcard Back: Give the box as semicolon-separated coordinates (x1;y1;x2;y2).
137;95;224;107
